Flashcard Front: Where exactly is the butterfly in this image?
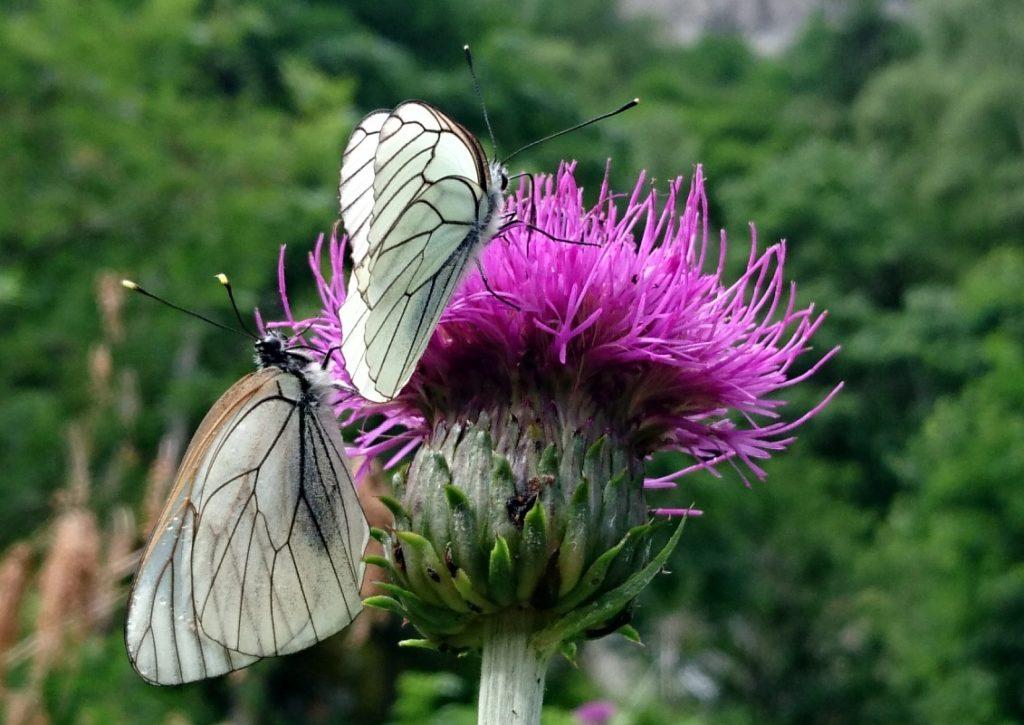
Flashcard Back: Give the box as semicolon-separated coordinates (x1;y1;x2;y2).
123;279;369;686
337;100;507;403
338;47;637;403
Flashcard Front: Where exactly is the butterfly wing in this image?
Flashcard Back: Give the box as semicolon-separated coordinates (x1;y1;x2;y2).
190;370;368;658
126;368;369;685
340;110;389;266
126;371;268;685
339;101;493;402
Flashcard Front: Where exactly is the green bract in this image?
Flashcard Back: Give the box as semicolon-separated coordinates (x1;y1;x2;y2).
365;409;685;657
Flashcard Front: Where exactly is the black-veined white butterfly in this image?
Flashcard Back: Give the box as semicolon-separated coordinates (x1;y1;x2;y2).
339;46;637;402
122;277;369;686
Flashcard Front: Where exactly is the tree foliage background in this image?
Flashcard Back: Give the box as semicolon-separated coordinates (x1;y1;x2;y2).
1;0;1022;722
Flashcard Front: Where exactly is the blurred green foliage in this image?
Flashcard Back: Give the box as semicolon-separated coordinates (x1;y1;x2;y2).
1;0;1022;722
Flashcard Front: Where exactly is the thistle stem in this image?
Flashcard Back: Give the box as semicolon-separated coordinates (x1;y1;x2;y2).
477;611;549;725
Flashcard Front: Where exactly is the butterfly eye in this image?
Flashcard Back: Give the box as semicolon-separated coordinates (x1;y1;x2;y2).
500;172;509;192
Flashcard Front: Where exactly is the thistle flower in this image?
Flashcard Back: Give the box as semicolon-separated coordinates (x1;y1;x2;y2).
270;162;839;722
575;700;616;725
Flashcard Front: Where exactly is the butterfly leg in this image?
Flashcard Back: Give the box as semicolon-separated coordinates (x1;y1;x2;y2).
496;220;601;248
473;257;520;311
320;345;341;370
508;171;538;253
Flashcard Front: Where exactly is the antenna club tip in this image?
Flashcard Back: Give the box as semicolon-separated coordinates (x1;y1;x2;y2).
215;273;229;285
121;280;139;290
463;44;470;51
633;97;640;104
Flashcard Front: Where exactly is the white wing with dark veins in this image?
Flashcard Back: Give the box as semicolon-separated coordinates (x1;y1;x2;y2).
126;368;369;685
338;101;495;402
340;110;389;266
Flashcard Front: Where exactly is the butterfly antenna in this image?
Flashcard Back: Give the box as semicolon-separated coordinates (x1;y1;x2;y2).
501;97;639;165
215;273;258;339
464;44;498;159
121;279;253;339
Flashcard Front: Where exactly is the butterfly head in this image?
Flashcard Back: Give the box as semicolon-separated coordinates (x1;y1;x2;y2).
254;333;286;365
490;161;509;194
255;333;335;398
254;333;307;370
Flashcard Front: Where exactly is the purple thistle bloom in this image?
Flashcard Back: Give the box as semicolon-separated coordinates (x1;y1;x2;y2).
574;700;616;725
268;162;840;497
267;159;841;723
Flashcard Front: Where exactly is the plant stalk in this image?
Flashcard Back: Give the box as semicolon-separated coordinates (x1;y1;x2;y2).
477;611;548;725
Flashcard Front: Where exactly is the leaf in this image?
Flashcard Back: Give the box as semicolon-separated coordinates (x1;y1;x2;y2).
555;523;652;613
487;536;516;605
534;517;687;650
363;596;406;617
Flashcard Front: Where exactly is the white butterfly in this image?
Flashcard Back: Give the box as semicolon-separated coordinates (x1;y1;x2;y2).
124;307;369;685
338;100;508;403
336;62;637;405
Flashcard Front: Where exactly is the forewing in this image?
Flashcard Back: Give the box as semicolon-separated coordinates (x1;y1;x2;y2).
125;368;370;685
126;371;273;685
190;371;369;658
340;101;490;402
340;110;389;266
354;101;487;294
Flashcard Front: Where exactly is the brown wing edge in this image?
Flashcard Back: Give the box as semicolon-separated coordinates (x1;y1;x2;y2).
124;367;278;683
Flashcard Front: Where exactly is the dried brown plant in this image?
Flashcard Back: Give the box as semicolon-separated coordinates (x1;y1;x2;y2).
0;543;33;686
116;369;140;426
344;460;394;648
4;688;48;725
31;508;101;680
95;271;125;344
87;344;113;405
141;425;186;538
62;424;91;509
93;507;137;630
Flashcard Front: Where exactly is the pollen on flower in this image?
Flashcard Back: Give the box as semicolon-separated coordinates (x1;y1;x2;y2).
270;162;840;489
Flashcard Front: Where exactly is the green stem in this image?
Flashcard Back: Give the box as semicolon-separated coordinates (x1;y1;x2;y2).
477;611;549;725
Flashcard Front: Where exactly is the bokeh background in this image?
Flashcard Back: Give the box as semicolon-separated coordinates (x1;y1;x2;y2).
2;0;1023;722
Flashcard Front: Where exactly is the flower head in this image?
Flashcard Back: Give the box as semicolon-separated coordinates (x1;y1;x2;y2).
574;700;616;725
272;162;839;493
267;161;839;653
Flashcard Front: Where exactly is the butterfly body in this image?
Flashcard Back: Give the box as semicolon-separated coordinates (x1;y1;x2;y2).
478;159;509;245
125;333;368;686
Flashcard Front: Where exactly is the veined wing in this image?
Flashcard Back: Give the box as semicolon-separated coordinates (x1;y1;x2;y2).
341;239;476;402
339;101;491;402
340;176;487;402
191;370;367;657
126;368;369;684
126;370;270;685
352;100;487;294
340;110;389;266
